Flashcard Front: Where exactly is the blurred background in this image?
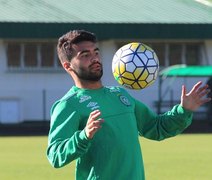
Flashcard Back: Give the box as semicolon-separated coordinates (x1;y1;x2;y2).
0;0;211;133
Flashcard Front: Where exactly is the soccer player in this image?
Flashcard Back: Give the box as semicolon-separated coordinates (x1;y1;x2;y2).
47;30;211;180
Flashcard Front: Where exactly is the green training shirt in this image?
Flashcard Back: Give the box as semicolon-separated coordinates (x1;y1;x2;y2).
47;86;193;180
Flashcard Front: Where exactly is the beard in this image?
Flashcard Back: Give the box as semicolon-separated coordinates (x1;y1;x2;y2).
72;62;103;81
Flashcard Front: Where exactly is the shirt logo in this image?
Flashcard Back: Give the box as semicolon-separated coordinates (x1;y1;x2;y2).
107;87;120;93
87;101;100;110
79;95;91;103
119;95;131;106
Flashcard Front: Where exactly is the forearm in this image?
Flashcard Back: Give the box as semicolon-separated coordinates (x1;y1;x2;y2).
136;101;193;141
47;130;90;168
149;105;193;140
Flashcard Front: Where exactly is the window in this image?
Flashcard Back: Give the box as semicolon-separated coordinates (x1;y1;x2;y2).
6;41;61;71
169;43;182;66
186;44;199;65
41;43;55;67
7;43;21;67
24;43;37;67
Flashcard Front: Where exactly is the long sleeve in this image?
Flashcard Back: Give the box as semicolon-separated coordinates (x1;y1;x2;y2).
135;100;193;141
46;100;91;168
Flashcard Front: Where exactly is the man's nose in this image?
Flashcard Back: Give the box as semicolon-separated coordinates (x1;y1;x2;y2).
91;58;100;63
90;54;100;63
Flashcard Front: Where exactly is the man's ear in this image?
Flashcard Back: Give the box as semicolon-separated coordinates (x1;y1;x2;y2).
63;62;72;71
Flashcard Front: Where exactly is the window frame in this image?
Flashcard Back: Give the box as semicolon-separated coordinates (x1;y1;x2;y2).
5;40;63;72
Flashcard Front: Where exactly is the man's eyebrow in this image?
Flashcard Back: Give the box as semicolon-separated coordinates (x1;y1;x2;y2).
94;47;100;51
78;48;99;55
78;50;89;55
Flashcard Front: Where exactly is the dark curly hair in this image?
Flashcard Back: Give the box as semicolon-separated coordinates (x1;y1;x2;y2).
57;30;97;63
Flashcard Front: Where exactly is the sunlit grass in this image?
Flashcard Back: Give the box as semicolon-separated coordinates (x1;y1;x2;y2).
0;134;211;180
141;134;212;180
0;136;74;180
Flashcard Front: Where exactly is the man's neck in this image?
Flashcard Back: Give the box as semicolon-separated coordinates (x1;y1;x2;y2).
75;80;103;89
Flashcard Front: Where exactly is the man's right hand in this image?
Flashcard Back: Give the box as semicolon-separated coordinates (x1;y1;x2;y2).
84;110;104;139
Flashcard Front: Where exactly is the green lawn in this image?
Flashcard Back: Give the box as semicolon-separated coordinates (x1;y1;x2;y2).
0;134;211;180
141;134;212;180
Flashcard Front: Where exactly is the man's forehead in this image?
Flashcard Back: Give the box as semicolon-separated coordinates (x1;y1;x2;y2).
73;41;98;52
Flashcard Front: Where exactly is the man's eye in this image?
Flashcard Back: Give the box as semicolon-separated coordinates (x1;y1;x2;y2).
95;51;100;55
82;53;89;57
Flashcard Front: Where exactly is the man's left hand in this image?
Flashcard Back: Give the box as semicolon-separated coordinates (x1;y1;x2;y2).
180;81;211;111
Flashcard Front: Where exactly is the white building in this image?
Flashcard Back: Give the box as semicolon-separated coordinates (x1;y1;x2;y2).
0;0;212;123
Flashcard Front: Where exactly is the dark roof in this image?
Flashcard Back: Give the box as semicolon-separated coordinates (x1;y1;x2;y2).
0;0;212;39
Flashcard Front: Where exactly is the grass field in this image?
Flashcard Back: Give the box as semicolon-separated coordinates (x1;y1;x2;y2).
0;134;211;180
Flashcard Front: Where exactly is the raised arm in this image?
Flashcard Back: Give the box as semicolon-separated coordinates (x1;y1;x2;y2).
180;81;211;111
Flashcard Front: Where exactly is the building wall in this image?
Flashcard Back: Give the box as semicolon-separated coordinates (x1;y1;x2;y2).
0;40;72;122
0;40;211;123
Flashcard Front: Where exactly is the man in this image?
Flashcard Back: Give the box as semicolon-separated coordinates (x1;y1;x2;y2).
47;30;211;180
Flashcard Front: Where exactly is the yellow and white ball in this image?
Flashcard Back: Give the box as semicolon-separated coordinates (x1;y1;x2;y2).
112;42;159;90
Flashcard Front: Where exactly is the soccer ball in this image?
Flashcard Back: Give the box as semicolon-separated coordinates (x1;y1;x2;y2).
112;42;159;90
